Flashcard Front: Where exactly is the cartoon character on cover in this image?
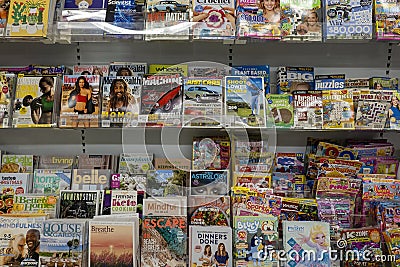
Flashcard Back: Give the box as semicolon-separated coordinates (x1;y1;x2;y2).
199;245;214;266
389;95;400;126
108;78;138;114
246;79;262;116
258;0;280;23
68;76;94;127
214;243;229;266
25;229;40;262
3;233;26;266
298;225;330;265
246;229;264;266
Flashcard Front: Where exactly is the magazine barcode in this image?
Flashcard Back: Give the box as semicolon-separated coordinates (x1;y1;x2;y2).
373;125;383;129
102;120;111;128
60;118;66;126
343;123;352;128
2;118;8;128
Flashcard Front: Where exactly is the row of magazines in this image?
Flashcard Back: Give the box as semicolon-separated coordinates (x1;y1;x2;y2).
0;134;399;266
1;0;400;42
0;63;400;129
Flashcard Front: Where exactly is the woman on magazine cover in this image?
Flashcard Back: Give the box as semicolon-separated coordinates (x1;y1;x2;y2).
108;78;138;114
199;245;214;266
258;0;280;23
389;95;400;127
214;243;229;266
68;76;93;127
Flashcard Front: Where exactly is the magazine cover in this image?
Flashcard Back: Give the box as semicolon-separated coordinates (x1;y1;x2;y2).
0;173;31;213
154;158;191;171
59;75;101;128
233;216;279;266
141;216;187;267
12;194;58;218
108;62;147;77
118;153;153;174
189;225;232;267
5;0;52;37
225;76;265;127
73;65;109;76
389;92;400;129
0;73;13;128
140;74;183;127
70;169;111;190
0;0;10;35
105;0;145;33
148;64;188;76
315;74;345;90
293;90;323;129
322;89;354;129
190;170;229;196
59;190;100;219
145;0;190;40
283;221;331;267
101;76;141;127
375;0;400;40
183;77;223;127
187;65;229;78
143;196;186;216
277;66;314;94
77;154;112;169
32;169;71;194
12;76;59;128
236;0;281;39
355;91;393;129
188;195;230;226
0;215;45;267
324;0;373;39
231;65;271;95
40;220;86;267
37;155;77;169
280;0;322;41
62;0;107;21
146;170;187;197
110;173;146;192
191;0;235;39
89;221;138;267
266;94;294;128
1;154;34;173
192;136;231;170
110;190;137;214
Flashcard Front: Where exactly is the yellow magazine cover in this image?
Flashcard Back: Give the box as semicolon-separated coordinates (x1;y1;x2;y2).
148;64;188;76
322;89;354;129
5;0;51;37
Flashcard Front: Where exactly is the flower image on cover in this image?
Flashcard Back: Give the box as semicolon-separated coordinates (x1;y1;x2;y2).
192;0;236;39
283;221;331;267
